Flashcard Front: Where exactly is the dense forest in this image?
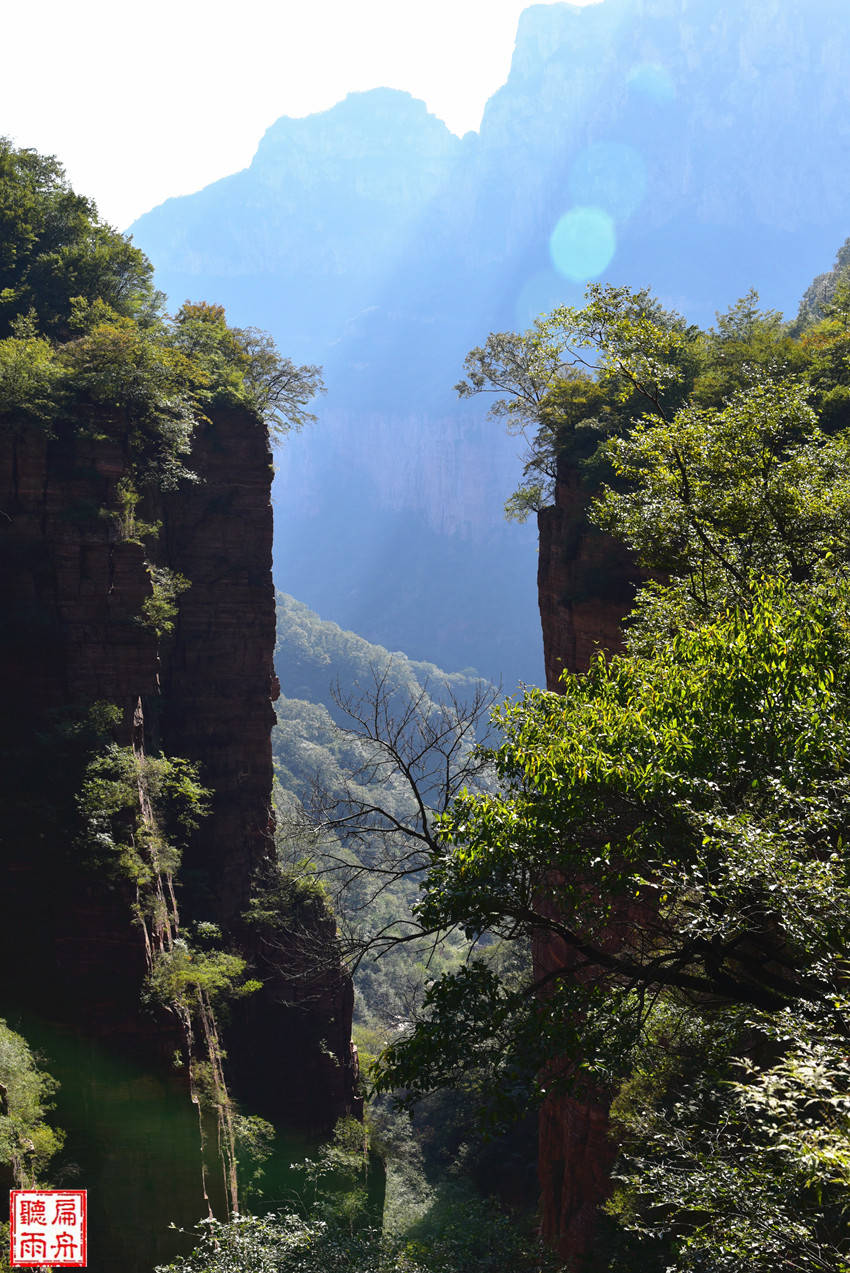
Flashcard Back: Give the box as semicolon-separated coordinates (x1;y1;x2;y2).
5;124;850;1273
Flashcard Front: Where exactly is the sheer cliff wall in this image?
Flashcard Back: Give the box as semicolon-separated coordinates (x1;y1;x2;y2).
535;452;643;1269
0;406;357;1269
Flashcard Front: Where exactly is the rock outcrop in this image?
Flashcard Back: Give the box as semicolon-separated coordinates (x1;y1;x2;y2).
0;404;357;1270
534;452;643;1268
537;461;638;688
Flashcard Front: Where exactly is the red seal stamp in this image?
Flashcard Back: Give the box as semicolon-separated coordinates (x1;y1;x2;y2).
9;1191;87;1267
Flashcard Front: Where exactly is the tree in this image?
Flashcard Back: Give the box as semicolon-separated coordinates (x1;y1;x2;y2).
0;139;158;340
369;279;850;1270
592;375;850;631
0;1019;63;1188
372;579;850;1269
606;1006;850;1273
456;284;699;520
313;667;498;932
271;661;500;1036
0;142;324;477
171;302;324;439
0;322;61;434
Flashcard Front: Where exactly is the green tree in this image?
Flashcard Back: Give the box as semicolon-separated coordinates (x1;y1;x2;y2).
0;324;61;434
58;310;202;487
0;139;158;340
0;141;324;478
456;284;698;520
372;578;850;1270
689;289;807;407
0;1020;65;1273
591;375;850;629
606;1006;850;1273
171;301;324;440
0;1019;64;1187
286;273;850;1271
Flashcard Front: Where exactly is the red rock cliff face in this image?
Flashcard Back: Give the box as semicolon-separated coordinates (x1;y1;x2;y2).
0;407;357;1269
158;407;281;927
535;455;643;1269
537;463;637;687
1;424;159;1021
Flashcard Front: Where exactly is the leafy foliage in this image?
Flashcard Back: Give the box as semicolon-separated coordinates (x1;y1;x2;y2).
155;1185;557;1273
79;744;209;896
0;323;61;433
146;941;260;1013
593;376;850;618
0;1019;63;1187
0;1020;65;1273
370;267;850;1270
371;581;850;1268
140;565;192;637
456;284;698;520
171;302;324;439
0;141;323;482
459;281;848;541
58;307;203;487
377;583;850;1042
607;1007;850;1273
0;139;157;341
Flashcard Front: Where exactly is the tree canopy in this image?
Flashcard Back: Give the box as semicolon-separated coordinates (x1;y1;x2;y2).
0;141;324;479
370;276;850;1272
0;139;158;341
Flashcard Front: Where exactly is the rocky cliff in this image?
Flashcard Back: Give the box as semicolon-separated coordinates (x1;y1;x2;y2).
537;459;639;687
534;451;642;1267
0;402;357;1270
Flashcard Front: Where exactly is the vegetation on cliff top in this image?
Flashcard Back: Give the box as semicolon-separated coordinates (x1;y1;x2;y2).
0;139;324;476
0;139;328;1242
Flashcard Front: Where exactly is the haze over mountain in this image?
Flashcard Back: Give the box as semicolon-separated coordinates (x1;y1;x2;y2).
130;0;850;687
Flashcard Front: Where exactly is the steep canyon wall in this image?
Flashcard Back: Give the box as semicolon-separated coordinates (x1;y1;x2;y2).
535;452;642;1268
0;405;357;1269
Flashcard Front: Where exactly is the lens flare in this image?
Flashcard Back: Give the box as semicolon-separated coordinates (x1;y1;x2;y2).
568;141;648;222
549;207;616;282
627;62;676;104
513;269;576;330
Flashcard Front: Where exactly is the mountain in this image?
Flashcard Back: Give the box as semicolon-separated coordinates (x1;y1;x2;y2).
129;0;850;687
270;592;492;1028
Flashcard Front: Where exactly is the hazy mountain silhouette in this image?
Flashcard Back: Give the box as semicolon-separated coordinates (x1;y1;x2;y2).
130;0;850;688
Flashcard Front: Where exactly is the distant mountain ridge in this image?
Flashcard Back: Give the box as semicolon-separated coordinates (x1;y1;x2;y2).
131;90;464;366
129;0;850;687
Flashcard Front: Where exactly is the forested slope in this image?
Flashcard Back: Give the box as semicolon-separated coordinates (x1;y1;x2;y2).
271;592;493;1030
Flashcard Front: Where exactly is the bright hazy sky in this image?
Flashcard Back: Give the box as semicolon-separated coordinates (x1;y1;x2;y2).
4;0;600;231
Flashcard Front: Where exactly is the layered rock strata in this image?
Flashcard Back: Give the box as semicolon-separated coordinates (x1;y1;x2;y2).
534;453;643;1269
0;406;357;1269
536;463;637;688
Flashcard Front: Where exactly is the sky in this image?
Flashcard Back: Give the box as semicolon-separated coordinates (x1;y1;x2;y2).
3;0;600;231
